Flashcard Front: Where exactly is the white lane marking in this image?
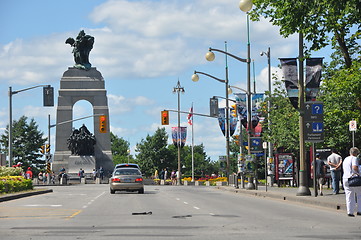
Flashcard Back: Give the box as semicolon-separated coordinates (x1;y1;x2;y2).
209;212;215;216
23;204;62;207
184;202;188;205
176;198;180;201
82;191;106;209
193;206;200;210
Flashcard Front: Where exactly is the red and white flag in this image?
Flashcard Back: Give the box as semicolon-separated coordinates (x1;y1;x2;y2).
187;106;193;125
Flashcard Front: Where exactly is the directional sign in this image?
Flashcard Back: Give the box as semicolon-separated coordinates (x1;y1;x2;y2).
304;101;323;121
250;137;263;152
304;101;324;142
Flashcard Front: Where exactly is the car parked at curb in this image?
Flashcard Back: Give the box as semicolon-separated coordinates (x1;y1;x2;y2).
110;167;144;194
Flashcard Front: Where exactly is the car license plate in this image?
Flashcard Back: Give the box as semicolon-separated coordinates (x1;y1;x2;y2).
122;179;132;183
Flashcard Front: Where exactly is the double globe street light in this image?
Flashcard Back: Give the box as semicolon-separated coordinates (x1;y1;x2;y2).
192;71;231;179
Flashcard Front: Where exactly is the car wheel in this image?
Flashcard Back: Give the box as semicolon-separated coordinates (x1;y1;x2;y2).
110;189;115;194
138;188;144;194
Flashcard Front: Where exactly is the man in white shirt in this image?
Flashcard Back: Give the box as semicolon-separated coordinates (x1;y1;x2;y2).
342;147;361;217
327;149;343;194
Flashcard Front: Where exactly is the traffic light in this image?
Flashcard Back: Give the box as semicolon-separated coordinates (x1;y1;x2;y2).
43;86;54;107
161;110;169;125
233;135;240;146
99;115;107;133
40;145;45;154
46;144;50;153
231;104;237;117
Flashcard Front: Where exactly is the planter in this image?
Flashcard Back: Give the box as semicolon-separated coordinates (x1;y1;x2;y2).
216;181;228;186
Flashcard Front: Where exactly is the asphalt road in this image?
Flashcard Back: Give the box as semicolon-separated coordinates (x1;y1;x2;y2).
0;184;360;240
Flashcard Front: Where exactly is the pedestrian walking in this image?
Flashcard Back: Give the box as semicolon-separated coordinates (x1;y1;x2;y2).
171;170;176;185
311;153;326;196
78;168;85;182
38;171;43;184
164;168;168;180
25;167;33;179
92;169;97;181
327;149;343;194
51;171;56;184
342;147;361;217
99;166;104;180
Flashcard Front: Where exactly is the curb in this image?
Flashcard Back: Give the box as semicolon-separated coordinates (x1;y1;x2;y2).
216;186;346;211
0;189;53;202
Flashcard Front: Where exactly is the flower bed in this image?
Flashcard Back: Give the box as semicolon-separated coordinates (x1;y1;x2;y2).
183;176;227;186
0;176;33;194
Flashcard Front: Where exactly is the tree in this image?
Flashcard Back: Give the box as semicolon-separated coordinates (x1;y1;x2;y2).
0;116;46;169
261;80;300;153
179;144;218;177
135;128;172;177
319;61;361;155
110;132;133;165
250;0;360;68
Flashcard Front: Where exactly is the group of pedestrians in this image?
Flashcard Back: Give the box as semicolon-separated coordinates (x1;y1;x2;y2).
158;168;179;185
313;147;361;217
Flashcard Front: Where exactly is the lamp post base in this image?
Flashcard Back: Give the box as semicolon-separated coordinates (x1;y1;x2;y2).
296;185;311;196
246;176;255;189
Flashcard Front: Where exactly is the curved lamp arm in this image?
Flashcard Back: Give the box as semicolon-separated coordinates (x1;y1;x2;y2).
208;48;248;63
192;71;226;83
229;85;249;95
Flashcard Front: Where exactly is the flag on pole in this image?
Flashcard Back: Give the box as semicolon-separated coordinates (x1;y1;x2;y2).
187;105;193;125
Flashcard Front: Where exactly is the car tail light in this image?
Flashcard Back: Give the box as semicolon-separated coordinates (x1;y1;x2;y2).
135;178;143;182
111;178;121;182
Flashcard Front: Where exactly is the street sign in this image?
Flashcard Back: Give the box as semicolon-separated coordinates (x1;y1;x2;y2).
250;137;263;152
304;101;323;121
304;101;324;142
349;120;357;131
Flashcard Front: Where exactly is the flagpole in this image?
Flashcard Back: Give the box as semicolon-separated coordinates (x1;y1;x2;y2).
191;103;194;182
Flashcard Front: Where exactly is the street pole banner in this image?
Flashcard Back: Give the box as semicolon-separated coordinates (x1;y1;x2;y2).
252;93;265;137
234;93;247;129
280;58;299;109
172;127;187;148
306;58;323;101
217;108;237;136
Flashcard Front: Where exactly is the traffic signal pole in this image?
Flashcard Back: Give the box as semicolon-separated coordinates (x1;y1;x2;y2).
8;84;53;167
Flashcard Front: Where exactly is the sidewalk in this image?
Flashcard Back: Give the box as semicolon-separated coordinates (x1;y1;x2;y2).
216;184;347;212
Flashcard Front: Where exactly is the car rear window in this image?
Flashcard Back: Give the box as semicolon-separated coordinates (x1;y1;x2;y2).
114;168;141;176
115;164;139;169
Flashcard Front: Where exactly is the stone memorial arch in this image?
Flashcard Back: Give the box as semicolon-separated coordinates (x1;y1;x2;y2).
52;30;113;175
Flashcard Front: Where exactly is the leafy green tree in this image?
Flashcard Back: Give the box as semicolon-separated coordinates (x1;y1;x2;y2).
135;128;172;177
0;116;46;169
319;61;361;155
179;144;218;177
261;80;300;153
110;132;134;165
250;0;360;67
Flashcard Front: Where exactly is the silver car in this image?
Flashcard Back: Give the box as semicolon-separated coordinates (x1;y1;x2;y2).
110;167;144;194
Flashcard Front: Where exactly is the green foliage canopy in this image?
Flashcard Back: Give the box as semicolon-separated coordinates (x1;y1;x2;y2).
250;0;360;67
0;116;46;169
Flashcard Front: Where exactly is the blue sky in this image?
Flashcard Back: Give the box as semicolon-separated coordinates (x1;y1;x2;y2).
0;0;330;162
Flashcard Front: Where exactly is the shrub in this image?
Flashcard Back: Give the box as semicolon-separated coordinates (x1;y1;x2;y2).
0;166;23;177
0;176;33;194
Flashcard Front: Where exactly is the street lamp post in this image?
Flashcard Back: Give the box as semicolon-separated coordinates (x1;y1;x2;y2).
261;47;274;185
228;85;255;189
192;71;231;178
173;80;185;185
296;33;311;196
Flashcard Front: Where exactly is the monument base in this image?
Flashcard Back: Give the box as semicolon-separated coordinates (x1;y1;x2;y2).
68;156;96;174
